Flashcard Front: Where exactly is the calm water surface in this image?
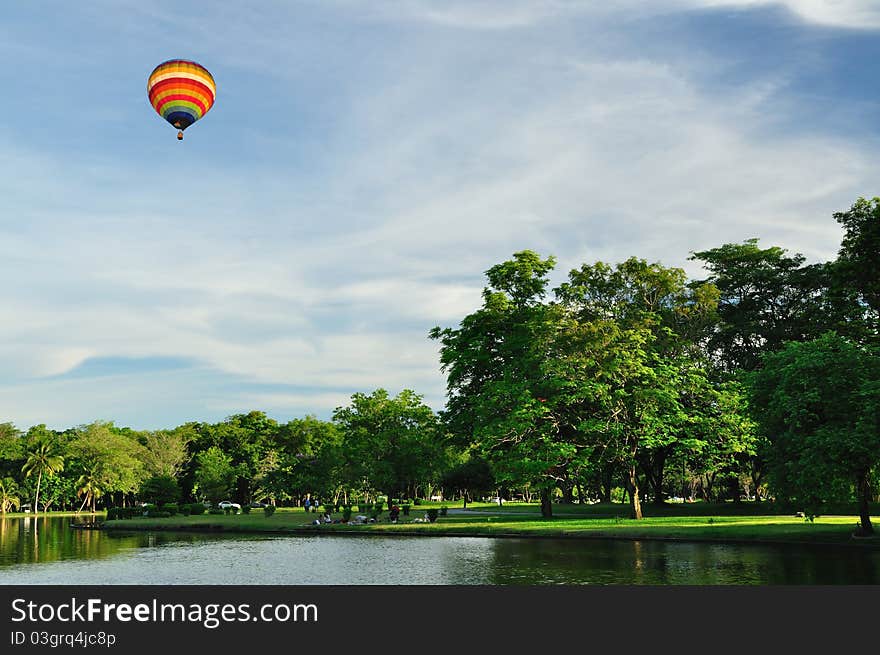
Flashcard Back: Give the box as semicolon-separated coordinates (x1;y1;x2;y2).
1;516;878;585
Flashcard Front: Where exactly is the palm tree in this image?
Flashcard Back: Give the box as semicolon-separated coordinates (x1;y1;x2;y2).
21;443;64;513
76;471;104;514
0;477;21;513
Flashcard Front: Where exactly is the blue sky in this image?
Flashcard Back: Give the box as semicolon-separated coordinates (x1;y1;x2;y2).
3;1;880;431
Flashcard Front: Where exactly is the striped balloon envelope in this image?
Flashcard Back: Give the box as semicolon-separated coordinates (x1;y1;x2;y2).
147;59;215;140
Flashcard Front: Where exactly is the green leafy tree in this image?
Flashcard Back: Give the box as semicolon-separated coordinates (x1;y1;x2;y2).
265;416;343;505
832;197;880;344
749;333;880;534
441;455;495;508
69;422;146;506
21;439;64;513
431;251;566;517
0;477;21;513
0;423;24;478
139;475;181;506
76;471;104;514
689;239;828;373
554;257;724;517
334;389;441;507
194;446;236;505
137;427;193;479
187;412;278;504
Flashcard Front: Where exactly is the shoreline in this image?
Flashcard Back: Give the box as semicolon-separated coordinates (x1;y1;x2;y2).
101;520;880;550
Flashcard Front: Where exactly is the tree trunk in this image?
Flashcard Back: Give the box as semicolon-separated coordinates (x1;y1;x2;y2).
600;467;613;503
34;472;42;514
652;450;667;505
540;488;552;518
462;491;468;510
561;481;574;504
729;476;741;504
628;464;642;520
575;483;585;504
857;469;874;535
750;458;763;503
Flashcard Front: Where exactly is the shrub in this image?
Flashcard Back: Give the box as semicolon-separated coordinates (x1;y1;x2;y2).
426;508;439;523
162;503;179;515
189;503;206;515
209;508;224;515
440;505;448;516
242;505;251;514
146;510;171;518
342;506;352;522
224;506;232;515
413;498;422;506
264;505;276;517
401;504;411;516
373;500;384;512
106;507;119;520
180;504;191;516
323;504;334;515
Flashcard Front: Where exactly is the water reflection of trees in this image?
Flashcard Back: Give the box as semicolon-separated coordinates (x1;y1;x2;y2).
482;539;880;585
0;516;147;568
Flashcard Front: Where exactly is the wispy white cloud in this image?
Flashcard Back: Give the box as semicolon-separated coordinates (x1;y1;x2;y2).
1;1;877;429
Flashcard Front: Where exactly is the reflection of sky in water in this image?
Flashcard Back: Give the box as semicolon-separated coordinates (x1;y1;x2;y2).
1;518;878;585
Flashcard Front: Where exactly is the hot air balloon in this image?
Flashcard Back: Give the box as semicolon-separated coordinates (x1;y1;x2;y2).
147;59;215;140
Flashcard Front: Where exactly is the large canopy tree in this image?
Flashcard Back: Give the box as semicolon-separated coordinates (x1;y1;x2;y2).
689;239;828;373
432;251;571;517
334;389;441;506
749;333;880;534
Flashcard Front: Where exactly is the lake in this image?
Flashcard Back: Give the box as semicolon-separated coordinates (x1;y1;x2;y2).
1;515;878;584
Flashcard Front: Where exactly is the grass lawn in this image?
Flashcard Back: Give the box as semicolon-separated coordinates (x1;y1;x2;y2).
102;503;880;547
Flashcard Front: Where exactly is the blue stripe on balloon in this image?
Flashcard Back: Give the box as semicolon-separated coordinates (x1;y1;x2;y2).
163;110;196;129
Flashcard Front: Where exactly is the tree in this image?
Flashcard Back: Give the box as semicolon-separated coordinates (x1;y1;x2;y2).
194;447;235;505
265;416;343;506
334;389;440;506
76;471;104;514
21;439;64;513
554;257;723;517
832;197;880;344
441;455;495;508
432;251;566;517
0;477;21;513
138;427;192;479
139;475;181;507
0;423;23;476
748;333;880;534
69;422;146;506
187;412;278;504
689;239;827;373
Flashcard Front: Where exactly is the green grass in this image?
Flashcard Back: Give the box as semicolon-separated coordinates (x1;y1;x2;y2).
102;503;880;547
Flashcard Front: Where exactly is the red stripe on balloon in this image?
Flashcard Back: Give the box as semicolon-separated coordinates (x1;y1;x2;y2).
148;78;214;104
